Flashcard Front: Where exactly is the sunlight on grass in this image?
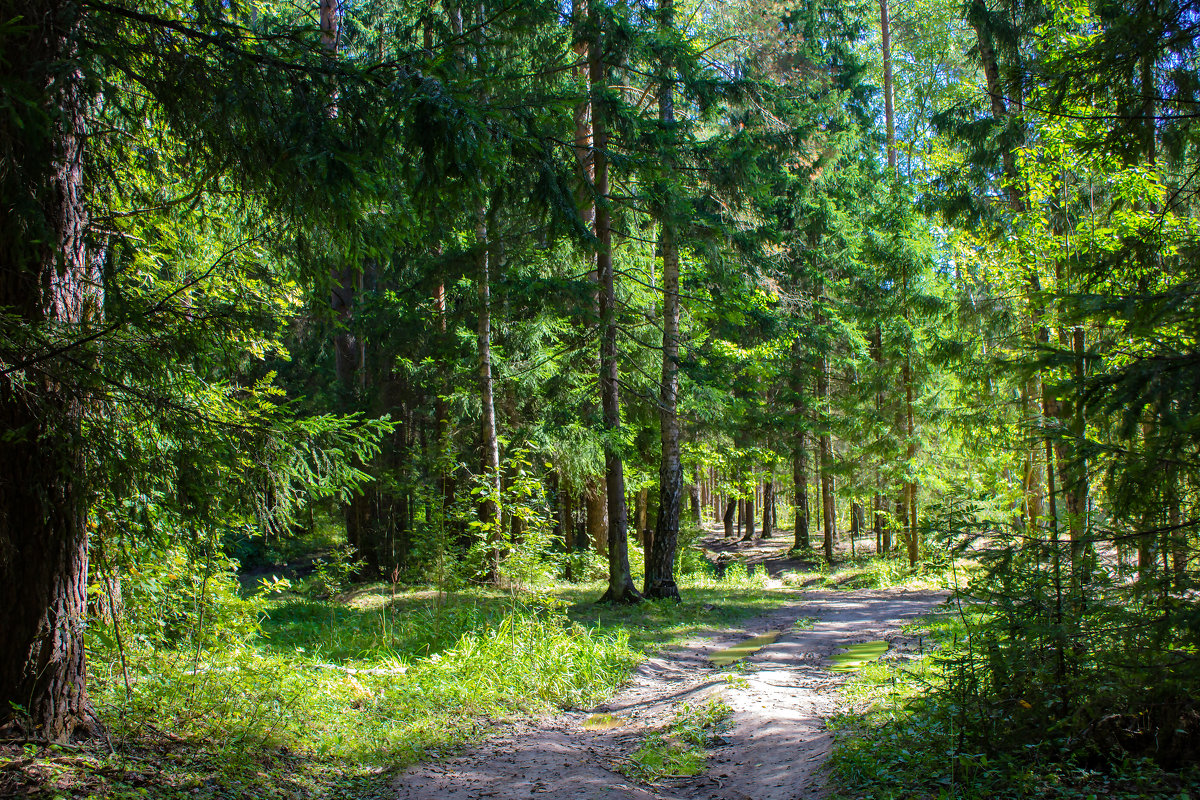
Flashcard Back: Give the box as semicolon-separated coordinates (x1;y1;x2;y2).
74;565;795;799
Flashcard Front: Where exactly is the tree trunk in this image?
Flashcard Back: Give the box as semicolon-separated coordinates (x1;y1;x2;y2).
688;478;702;527
817;295;835;562
476;203;503;582
585;476;607;555
591;19;639;603
793;438;810;551
646;0;682;600
873;491;884;554
0;0;102;741
880;0;896;171
742;496;756;542
762;480;774;538
723;500;736;539
635;488;649;545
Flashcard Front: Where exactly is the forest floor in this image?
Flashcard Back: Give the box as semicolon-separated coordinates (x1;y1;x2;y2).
391;533;947;800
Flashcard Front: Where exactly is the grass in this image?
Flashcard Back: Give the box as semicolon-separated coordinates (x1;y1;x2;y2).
619;697;734;783
558;563;789;653
2;562;795;799
779;550;963;592
826;609;1200;800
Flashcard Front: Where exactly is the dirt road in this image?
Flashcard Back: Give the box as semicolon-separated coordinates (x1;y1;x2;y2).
392;586;944;800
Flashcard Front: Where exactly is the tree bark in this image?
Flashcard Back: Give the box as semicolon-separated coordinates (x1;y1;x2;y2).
762;480;774;538
0;0;103;741
476;203;503;582
591;18;639;603
742;495;756;542
881;0;896;171
793;437;810;551
723;499;736;539
646;0;682;601
817;294;835;563
688;478;702;526
585;476;607;555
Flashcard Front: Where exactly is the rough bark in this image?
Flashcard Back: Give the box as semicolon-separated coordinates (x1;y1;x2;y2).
591;21;639;604
723;500;736;539
793;438;810;551
646;2;682;600
762;480;774;538
0;0;102;741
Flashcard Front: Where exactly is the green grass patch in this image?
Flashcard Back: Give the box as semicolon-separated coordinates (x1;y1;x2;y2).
10;566;798;799
828;640;888;673
558;566;791;653
620;698;733;783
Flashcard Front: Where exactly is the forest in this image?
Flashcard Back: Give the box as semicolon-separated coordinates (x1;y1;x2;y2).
2;0;1198;797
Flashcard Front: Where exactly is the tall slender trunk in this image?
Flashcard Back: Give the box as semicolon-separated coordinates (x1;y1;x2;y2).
591;20;639;603
817;293;835;562
688;475;702;527
903;353;918;566
762;480;774;538
647;0;682;600
476;201;502;582
793;435;810;550
323;0;372;561
0;0;102;740
742;494;756;542
880;0;896;171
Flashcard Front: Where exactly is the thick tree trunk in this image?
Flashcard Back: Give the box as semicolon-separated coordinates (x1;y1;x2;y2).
723;500;736;539
0;0;102;741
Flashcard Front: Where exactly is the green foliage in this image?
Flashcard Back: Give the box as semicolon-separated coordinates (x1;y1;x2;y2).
310;544;366;598
78;586;641;797
830;606;1200;800
89;546;265;653
621;698;733;783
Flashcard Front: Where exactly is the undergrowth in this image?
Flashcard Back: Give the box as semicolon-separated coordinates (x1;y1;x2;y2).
828;606;1200;800
620;697;733;783
3;562;793;799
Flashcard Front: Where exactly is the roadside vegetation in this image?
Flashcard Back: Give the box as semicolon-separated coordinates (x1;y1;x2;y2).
2;527;797;799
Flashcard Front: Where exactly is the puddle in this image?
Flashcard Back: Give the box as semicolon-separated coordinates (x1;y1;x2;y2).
582;713;626;730
829;640;888;673
709;630;782;667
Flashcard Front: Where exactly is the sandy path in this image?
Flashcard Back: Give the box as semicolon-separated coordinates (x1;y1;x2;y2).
391;587;943;800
